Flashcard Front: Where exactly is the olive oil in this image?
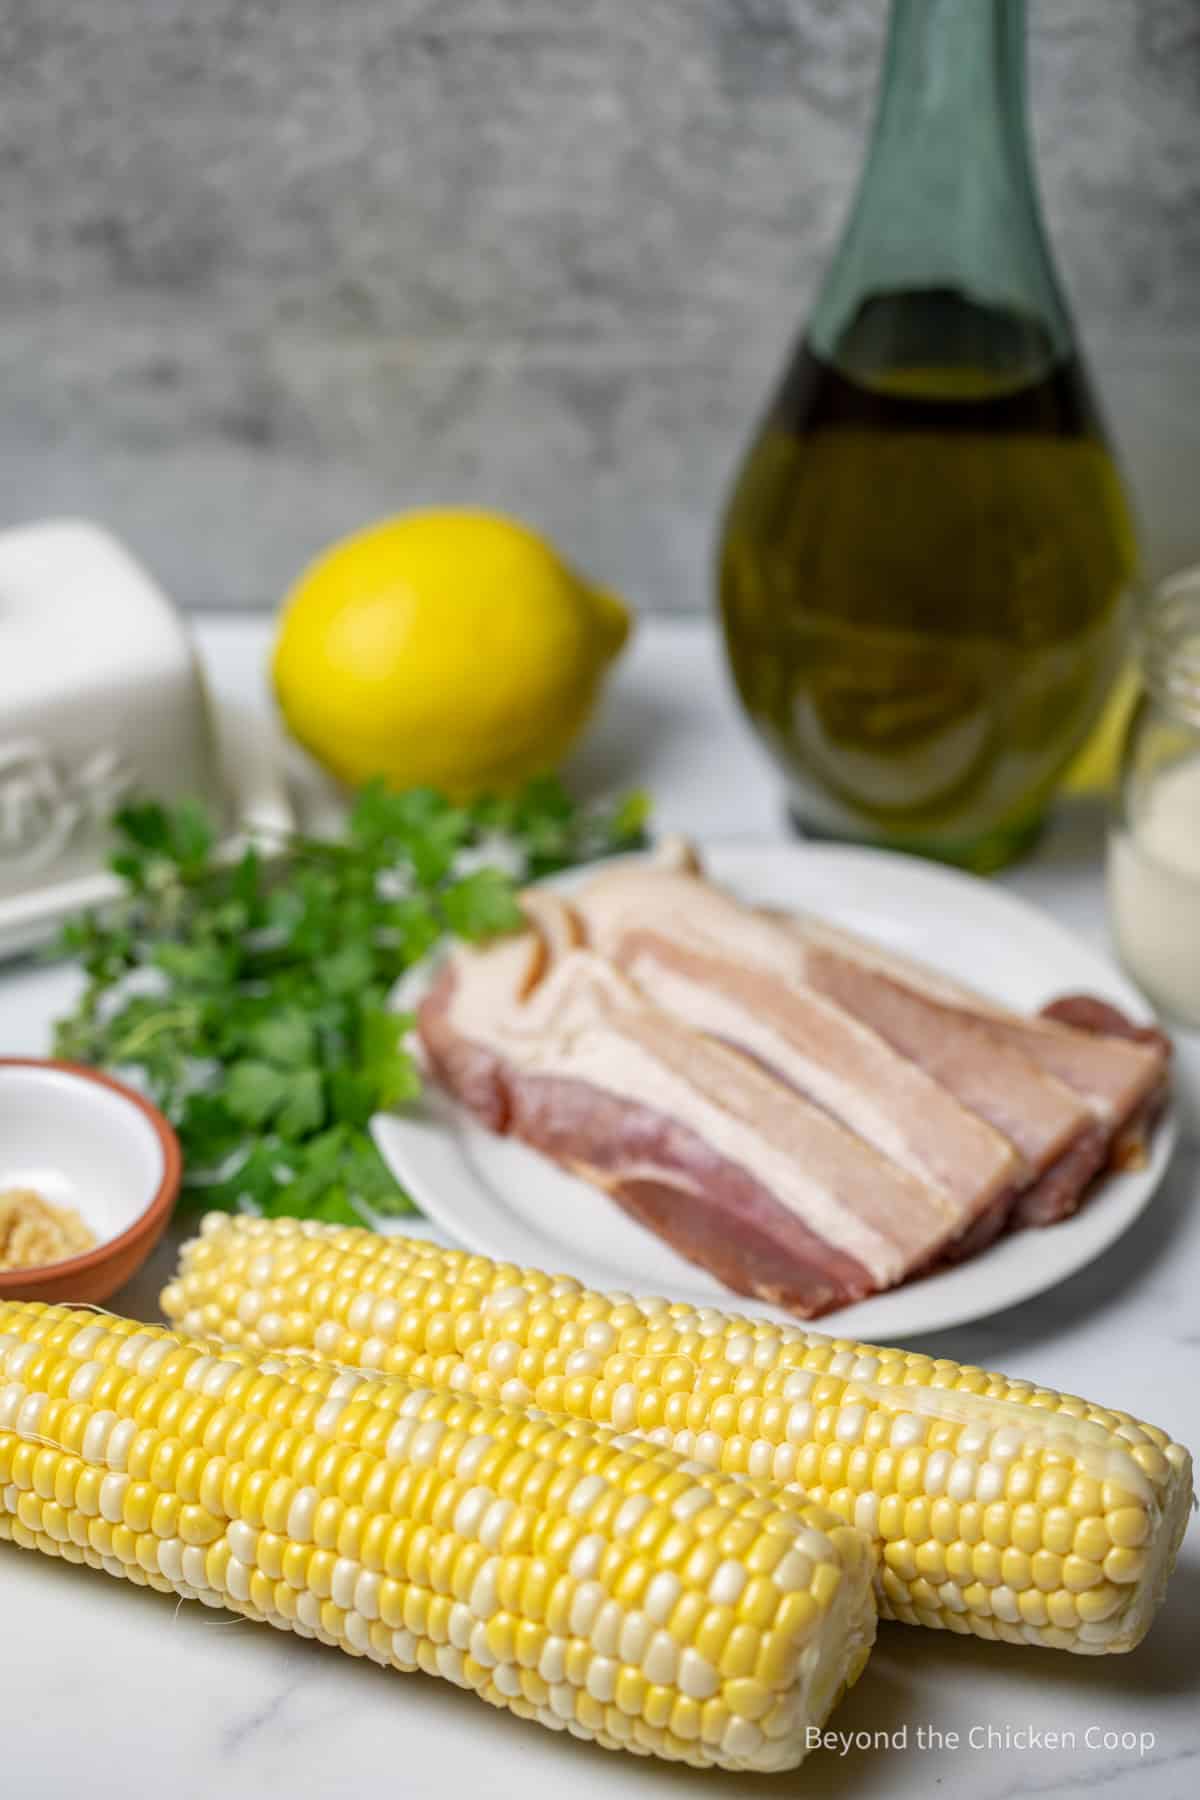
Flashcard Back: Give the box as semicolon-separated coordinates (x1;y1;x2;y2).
717;0;1139;871
720;291;1136;869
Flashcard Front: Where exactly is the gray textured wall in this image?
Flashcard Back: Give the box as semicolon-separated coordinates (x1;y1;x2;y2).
3;1;1198;614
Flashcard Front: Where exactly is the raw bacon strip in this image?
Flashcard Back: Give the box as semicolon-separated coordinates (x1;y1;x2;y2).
619;1000;962;1276
573;864;1093;1181
1039;993;1170;1049
418;946;971;1316
773;924;1168;1226
768;931;1169;1228
1009;1128;1110;1228
501;1077;879;1317
610;932;1022;1252
1003;997;1170;1225
779;914;1168;1138
784;937;1098;1178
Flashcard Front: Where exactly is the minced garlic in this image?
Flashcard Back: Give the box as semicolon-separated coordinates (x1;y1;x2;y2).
0;1189;95;1272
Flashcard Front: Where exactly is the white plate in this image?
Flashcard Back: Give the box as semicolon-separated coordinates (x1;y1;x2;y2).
0;698;294;960
371;842;1177;1340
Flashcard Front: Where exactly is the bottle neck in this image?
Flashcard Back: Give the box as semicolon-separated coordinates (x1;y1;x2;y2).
810;0;1072;382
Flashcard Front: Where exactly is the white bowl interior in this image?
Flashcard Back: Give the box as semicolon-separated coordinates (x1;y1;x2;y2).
0;1067;164;1251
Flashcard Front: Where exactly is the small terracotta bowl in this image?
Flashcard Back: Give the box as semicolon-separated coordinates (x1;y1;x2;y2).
0;1058;181;1305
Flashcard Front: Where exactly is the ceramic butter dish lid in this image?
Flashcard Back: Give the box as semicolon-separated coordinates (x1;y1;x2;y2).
0;518;292;955
0;518;222;899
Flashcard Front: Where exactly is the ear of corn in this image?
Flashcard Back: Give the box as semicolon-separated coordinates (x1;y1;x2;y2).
0;1297;874;1773
163;1215;1194;1657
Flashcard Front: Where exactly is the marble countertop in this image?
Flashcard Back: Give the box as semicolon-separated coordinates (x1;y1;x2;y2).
4;616;1197;1800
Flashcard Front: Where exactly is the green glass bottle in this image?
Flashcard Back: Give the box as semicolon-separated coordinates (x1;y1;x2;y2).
718;0;1137;872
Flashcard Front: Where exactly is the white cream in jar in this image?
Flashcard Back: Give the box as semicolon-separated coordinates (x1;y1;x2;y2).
1108;570;1200;1028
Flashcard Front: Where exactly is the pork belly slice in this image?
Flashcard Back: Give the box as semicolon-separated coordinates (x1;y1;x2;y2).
1002;997;1170;1226
779;937;1104;1186
572;864;1094;1183
774;915;1169;1149
610;932;1023;1255
418;945;969;1316
492;1075;878;1318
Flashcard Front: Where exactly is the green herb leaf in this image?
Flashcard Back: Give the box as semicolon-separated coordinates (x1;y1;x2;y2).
327;1068;378;1129
318;941;376;997
248;1010;317;1069
360;1007;422;1109
275;1068;325;1140
440;868;524;940
225;1060;291;1126
169;798;216;873
111;801;173;857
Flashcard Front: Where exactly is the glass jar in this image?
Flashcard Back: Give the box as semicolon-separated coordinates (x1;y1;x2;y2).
718;0;1137;873
1108;569;1200;1026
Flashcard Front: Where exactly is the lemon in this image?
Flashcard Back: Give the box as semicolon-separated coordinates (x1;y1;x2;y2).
272;510;631;795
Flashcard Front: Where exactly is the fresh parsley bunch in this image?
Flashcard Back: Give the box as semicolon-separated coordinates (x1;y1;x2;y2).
54;776;648;1227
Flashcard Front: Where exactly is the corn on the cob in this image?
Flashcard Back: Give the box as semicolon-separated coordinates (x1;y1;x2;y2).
0;1298;875;1772
164;1214;1194;1656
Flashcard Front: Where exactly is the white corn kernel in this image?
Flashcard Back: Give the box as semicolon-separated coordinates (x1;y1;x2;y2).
643;1572;681;1624
568;1580;604;1637
642;1630;678;1685
567;1475;608;1519
586;1657;618;1702
98;1473;129;1524
710;1560;748;1606
331;1557;359;1610
455;1435;494;1481
591;1599;623;1657
478;1498;515;1551
227;1521;258;1563
678;1648;719;1700
569;1534;606;1581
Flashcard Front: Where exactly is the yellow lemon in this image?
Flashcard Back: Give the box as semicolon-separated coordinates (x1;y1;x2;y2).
272;510;631;795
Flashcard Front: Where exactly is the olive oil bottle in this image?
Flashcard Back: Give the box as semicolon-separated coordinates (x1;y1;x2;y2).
719;0;1136;871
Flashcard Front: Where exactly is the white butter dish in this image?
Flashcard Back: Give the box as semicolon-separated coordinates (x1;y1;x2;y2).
0;519;292;957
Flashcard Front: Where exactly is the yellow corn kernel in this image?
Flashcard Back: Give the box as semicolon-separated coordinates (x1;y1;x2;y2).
1047;1590;1080;1630
1008;1502;1045;1555
1076;1582;1124;1624
1000;1548;1032;1592
121;1482;155;1536
971;1543;1003;1587
735;1576;782;1630
1062;1555;1104;1593
179;1504;221;1547
1103;1547;1146;1586
718;1622;761;1681
1073;1516;1111;1564
914;1541;948;1584
1106;1506;1149;1549
1041;1506;1076;1555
